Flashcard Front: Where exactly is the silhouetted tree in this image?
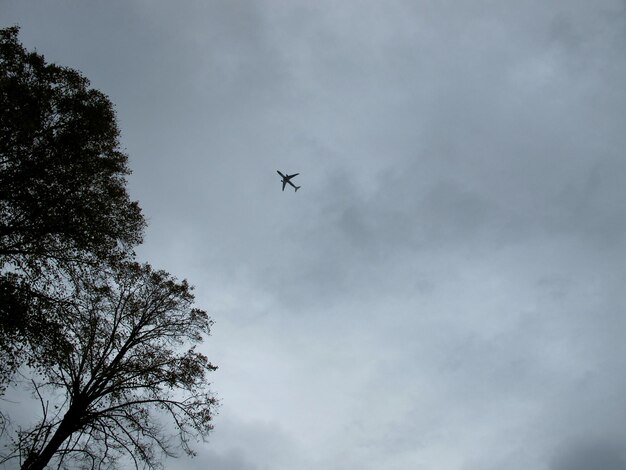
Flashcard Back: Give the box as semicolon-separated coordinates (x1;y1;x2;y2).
0;26;145;385
0;26;144;266
2;262;217;470
0;273;70;390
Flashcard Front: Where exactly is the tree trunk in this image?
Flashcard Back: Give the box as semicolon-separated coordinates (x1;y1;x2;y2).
21;404;83;470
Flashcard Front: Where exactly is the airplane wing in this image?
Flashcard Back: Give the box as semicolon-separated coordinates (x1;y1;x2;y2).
287;173;299;179
282;180;287;191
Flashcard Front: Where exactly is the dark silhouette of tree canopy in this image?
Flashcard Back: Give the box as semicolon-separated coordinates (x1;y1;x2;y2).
2;262;217;470
0;272;69;387
0;26;146;387
0;26;144;267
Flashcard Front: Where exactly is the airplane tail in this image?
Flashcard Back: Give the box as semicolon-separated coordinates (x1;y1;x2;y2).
295;186;301;192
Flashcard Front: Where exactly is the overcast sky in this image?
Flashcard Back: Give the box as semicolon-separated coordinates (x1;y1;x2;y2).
3;1;626;469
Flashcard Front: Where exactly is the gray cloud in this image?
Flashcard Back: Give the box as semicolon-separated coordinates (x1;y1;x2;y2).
551;438;626;470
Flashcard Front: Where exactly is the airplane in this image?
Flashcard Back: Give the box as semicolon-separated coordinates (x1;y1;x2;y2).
277;170;301;192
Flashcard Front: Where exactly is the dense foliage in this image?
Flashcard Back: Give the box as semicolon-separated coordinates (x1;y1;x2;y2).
0;25;145;386
0;26;144;268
